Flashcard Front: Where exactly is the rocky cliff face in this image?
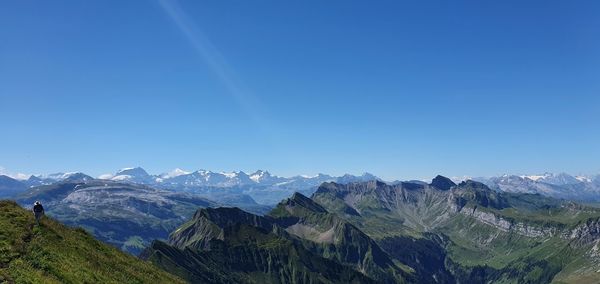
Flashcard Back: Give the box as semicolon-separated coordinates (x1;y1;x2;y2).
569;217;600;246
455;206;558;238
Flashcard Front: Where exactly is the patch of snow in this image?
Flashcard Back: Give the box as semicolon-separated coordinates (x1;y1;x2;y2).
222;172;237;178
112;175;132;181
167;168;190;178
576;176;592;183
522;175;546;181
0;167;30;180
98;174;114;180
450;176;471;183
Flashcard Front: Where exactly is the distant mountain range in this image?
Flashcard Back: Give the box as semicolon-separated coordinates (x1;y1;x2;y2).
476;173;600;202
104;167;380;192
2;168;600;202
0;167;383;204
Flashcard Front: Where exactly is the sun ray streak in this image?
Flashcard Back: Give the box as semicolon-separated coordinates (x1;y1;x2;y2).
158;0;269;130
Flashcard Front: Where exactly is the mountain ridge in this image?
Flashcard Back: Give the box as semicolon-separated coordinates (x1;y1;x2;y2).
4;167;600;202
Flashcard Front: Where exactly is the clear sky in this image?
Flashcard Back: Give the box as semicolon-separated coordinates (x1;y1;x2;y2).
1;0;599;180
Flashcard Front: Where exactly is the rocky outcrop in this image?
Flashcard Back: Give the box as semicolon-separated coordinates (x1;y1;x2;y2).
568;217;600;246
430;175;456;191
456;206;558;238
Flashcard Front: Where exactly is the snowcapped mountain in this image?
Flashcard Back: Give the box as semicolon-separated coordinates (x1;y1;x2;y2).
480;173;600;201
249;170;286;185
159;168;190;179
96;167;378;191
273;173;335;188
336;172;380;184
519;172;582;185
85;167;383;204
9;165;600;203
158;170;239;187
43;172;78;180
109;167;155;184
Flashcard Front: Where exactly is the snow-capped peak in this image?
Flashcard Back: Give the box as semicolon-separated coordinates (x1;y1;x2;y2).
165;168;190;178
98;173;114;180
250;170;271;183
115;167;149;177
46;172;83;180
576;175;592;183
521;174;547;181
111;167;153;183
222;172;237;178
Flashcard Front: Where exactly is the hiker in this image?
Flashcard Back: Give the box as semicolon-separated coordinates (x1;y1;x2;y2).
33;201;45;225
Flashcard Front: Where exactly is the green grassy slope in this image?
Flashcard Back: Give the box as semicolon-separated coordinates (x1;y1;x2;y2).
269;193;409;283
0;200;183;284
145;223;375;284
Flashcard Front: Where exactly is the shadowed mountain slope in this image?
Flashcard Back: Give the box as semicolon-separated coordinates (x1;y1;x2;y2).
143;205;375;284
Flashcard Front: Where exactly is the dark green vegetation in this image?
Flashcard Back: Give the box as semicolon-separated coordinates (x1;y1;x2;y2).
0;200;183;283
143;206;376;283
14;178;217;255
269;193;408;283
144;193;411;283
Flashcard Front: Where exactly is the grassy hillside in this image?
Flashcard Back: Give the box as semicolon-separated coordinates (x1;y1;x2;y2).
0;200;183;284
145;223;375;284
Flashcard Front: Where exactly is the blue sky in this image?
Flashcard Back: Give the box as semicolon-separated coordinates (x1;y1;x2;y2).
1;0;599;180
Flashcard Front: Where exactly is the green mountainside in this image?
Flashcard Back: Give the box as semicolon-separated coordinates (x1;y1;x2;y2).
142;205;375;284
0;200;183;284
269;193;409;283
312;179;600;283
144;193;415;283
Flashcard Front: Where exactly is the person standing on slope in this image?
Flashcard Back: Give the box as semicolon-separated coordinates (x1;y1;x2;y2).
33;201;45;225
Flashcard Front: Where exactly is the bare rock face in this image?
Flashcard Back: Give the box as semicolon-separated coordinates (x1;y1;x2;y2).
457;206;557;238
569;217;600;246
